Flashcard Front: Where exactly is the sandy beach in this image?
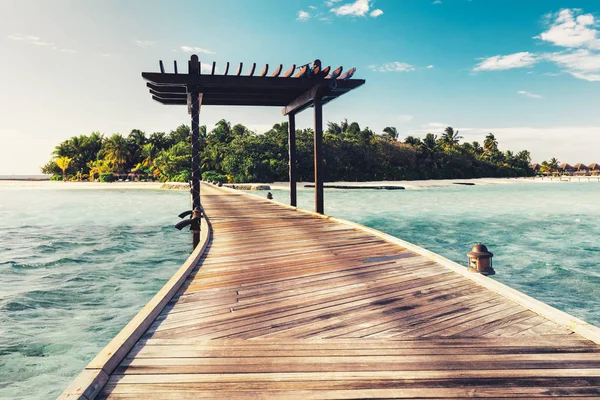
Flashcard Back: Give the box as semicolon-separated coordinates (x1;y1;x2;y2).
1;176;598;191
264;176;600;191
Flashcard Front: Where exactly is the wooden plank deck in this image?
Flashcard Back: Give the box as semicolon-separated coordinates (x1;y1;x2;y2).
69;184;600;399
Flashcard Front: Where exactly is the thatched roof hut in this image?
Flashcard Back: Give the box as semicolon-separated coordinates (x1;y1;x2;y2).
559;163;575;171
531;163;540;171
589;163;600;171
573;163;589;171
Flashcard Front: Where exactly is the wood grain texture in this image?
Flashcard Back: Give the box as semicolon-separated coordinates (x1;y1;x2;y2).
81;184;600;398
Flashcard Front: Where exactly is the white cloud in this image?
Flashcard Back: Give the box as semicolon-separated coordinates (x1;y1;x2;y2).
370;9;383;18
369;61;416;72
8;34;53;46
135;40;155;48
544;49;600;81
331;0;370;17
398;115;413;122
7;33;76;53
297;10;311;21
308;5;317;10
426;64;434;69
473;52;538;71
517;90;543;99
472;9;600;83
433;0;442;4
423;122;449;129
537;9;600;50
180;46;215;54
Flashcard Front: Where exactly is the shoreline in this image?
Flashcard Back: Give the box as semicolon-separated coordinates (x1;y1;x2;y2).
0;176;598;191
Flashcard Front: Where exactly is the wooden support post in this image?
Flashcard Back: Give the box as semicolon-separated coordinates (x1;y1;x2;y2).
314;95;324;214
189;55;202;249
190;87;201;249
288;112;297;207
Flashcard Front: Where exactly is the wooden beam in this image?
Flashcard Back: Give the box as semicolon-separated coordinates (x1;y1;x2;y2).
159;60;165;73
153;95;186;105
174;60;178;74
152;95;295;107
248;63;256;76
236;62;243;76
282;85;328;116
314;95;324;214
288;113;297;207
224;62;230;75
146;82;186;93
143;72;365;90
211;62;216;75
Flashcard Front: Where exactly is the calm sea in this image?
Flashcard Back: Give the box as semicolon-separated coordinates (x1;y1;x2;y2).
1;181;599;399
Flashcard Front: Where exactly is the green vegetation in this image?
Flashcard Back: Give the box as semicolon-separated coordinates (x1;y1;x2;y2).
42;120;533;182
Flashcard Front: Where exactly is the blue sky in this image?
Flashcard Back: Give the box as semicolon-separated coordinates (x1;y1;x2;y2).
1;0;600;174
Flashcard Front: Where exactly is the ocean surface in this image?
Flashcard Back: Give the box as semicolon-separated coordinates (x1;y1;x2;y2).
1;180;599;399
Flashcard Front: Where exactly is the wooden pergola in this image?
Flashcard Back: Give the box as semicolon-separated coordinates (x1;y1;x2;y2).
142;55;365;246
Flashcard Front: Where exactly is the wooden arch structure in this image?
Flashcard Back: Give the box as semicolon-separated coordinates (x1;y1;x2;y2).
143;55;365;247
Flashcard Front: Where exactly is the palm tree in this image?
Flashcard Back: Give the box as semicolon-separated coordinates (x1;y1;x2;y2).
548;157;560;172
517;150;531;163
404;136;421;147
483;133;498;153
440;127;462;148
382;126;399;142
103;134;129;173
55;156;72;181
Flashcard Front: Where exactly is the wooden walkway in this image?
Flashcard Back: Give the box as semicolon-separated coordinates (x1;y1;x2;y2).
65;184;600;399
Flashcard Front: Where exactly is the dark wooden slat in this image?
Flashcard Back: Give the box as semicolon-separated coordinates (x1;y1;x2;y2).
338;67;356;80
236;62;243;76
146;83;186;94
294;65;309;78
282;64;296;78
174;61;178;74
326;66;343;79
248;63;256;76
159;60;165;73
271;64;283;77
211;62;216;75
223;62;230;75
259;64;269;77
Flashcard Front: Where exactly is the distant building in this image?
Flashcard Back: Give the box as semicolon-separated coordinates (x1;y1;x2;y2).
531;163;540;172
559;163;576;175
573;163;589;176
589;163;600;176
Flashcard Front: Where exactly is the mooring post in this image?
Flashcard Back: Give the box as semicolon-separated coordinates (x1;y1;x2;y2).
288;112;297;207
314;94;324;214
467;244;495;275
189;55;202;249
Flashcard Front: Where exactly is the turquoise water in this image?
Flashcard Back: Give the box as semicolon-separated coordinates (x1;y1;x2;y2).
1;181;599;399
0;183;190;399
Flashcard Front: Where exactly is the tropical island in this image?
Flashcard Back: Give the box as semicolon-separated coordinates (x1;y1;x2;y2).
42;120;535;183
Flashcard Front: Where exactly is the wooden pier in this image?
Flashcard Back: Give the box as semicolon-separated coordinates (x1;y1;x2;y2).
62;184;600;399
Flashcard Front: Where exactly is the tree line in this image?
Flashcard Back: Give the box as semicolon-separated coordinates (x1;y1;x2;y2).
42;119;534;183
